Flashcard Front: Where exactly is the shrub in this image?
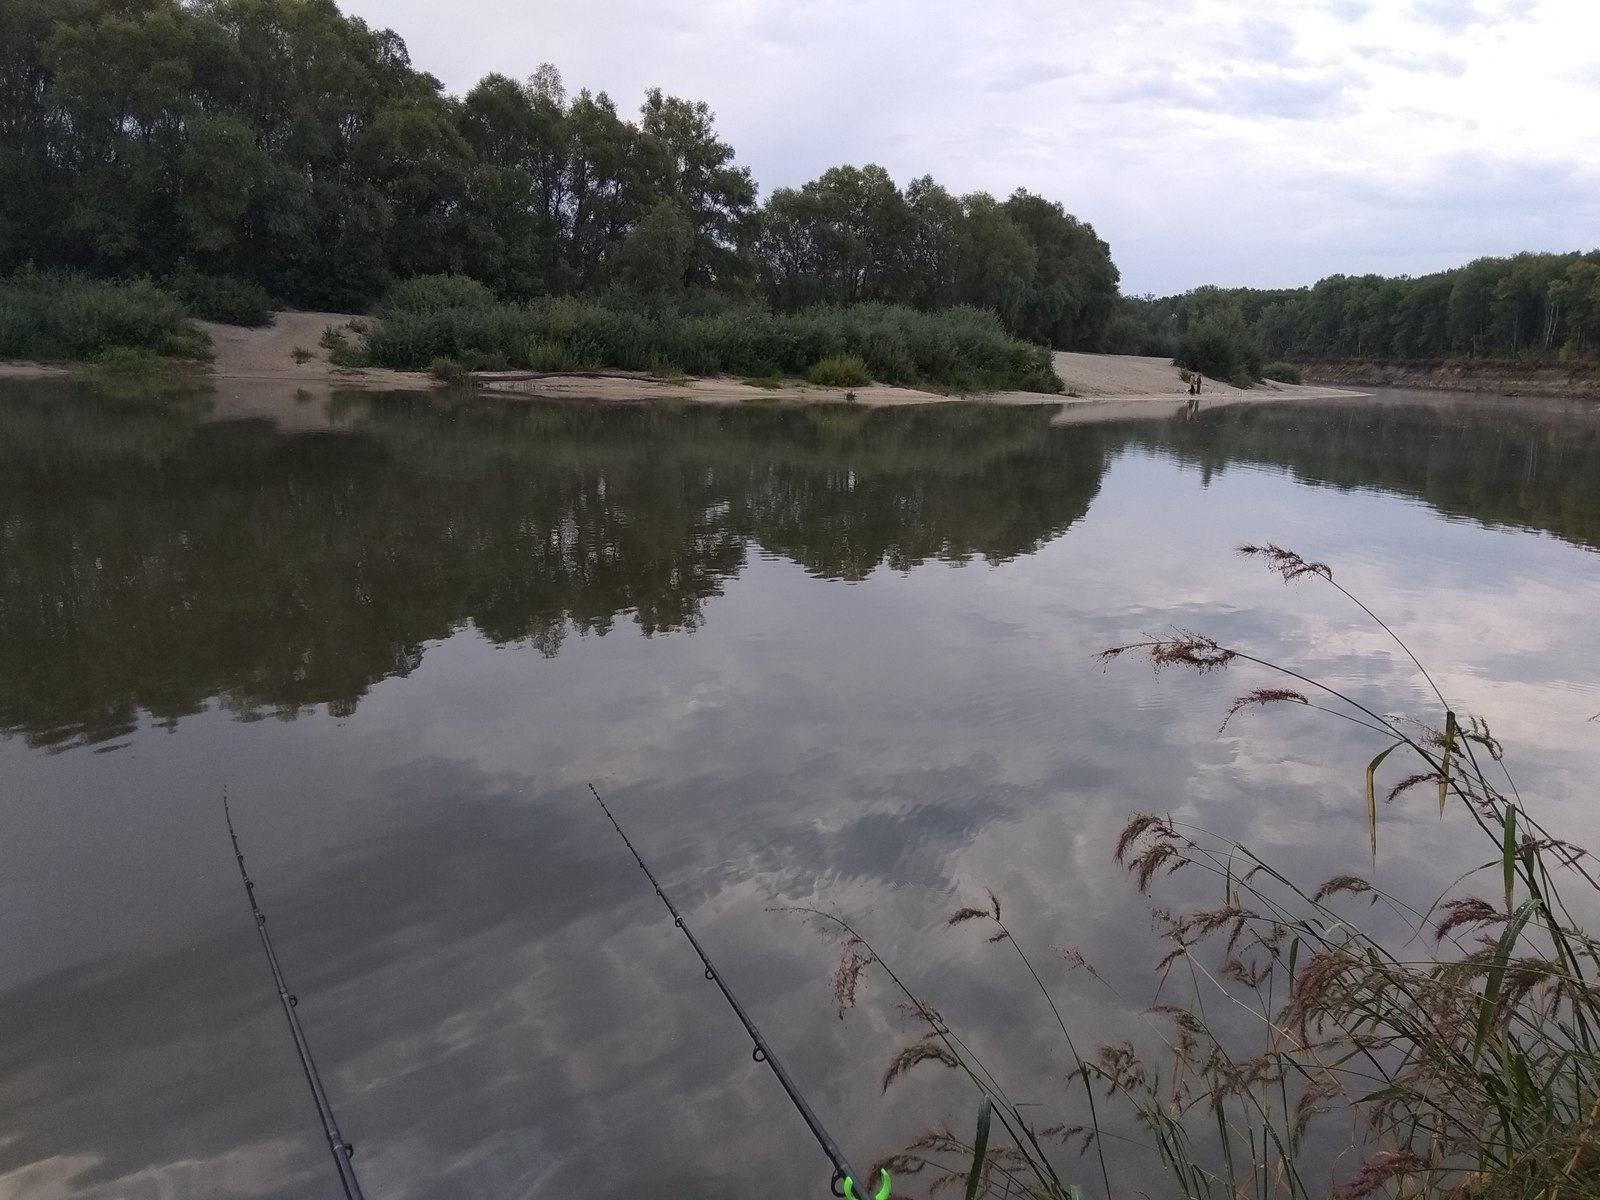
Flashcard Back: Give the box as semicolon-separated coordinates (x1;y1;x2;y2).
381;274;497;318
429;356;473;384
525;340;578;373
359;296;1063;393
1261;360;1304;384
165;270;272;326
0;271;205;362
806;354;873;387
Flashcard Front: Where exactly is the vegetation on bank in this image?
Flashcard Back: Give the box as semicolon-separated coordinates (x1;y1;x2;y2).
1;0;1120;352
0;272;208;364
364;280;1064;393
1123;250;1600;367
820;546;1600;1199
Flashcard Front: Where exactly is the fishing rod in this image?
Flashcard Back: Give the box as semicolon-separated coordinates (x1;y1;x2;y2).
224;791;367;1200
587;784;890;1200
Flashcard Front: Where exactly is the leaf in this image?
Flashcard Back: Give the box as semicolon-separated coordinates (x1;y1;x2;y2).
1472;898;1537;1062
1439;710;1457;815
1365;742;1403;861
1502;805;1517;914
963;1097;992;1200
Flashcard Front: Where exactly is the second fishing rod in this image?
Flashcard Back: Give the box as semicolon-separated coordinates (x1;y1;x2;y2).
587;784;890;1200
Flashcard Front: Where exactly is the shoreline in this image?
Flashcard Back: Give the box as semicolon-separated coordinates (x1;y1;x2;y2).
1;318;1378;421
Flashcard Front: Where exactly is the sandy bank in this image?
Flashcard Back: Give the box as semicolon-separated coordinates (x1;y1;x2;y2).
1;316;1370;420
476;349;1369;421
1306;358;1600;400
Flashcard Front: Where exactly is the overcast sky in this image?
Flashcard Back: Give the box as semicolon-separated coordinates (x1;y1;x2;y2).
350;0;1598;295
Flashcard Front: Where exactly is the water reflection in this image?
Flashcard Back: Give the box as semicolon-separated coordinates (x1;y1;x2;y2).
0;384;1103;749
5;383;1600;752
2;382;1600;1200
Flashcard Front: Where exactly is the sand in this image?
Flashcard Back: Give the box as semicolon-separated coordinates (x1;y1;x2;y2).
1;314;1370;419
197;311;433;390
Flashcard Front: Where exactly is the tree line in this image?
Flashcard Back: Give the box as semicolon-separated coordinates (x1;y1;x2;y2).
1122;251;1600;366
0;0;1122;349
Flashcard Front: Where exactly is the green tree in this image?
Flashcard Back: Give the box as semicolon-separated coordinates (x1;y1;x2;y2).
638;89;755;289
609;197;693;298
1001;189;1119;349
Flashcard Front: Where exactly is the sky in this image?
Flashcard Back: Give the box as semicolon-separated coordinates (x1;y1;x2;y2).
346;0;1598;295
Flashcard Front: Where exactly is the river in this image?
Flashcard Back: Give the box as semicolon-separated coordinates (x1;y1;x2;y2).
2;380;1599;1199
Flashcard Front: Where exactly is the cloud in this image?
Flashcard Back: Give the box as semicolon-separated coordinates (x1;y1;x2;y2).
984;61;1073;94
1409;0;1485;32
1355;44;1468;75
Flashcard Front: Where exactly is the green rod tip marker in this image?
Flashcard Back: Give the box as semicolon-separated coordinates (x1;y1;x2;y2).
843;1169;891;1200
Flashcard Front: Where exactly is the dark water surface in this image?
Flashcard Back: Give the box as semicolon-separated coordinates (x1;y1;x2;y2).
3;381;1600;1199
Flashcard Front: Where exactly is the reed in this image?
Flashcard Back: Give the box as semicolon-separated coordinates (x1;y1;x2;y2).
818;544;1600;1199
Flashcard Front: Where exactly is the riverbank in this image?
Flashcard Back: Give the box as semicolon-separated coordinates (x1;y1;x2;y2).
473;350;1368;422
1;316;1369;418
1305;358;1600;399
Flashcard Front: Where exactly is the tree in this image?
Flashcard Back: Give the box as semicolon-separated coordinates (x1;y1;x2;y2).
609;197;693;297
1002;188;1119;349
638;89;755;288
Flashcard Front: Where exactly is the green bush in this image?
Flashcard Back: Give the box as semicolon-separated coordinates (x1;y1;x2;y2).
806;354;873;387
525;340;578;372
1261;360;1303;384
429;356;473;384
166;270;272;326
0;271;206;362
361;297;1063;393
381;274;498;318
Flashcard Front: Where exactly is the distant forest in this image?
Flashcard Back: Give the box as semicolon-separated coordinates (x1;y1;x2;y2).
0;0;1122;350
1128;251;1600;365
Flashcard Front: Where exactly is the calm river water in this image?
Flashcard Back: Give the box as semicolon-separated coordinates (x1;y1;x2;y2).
3;380;1600;1200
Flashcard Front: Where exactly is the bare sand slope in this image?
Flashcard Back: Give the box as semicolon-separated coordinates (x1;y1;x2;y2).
198;311;431;390
1053;351;1215;397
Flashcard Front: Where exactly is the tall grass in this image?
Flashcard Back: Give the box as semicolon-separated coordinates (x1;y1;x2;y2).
362;280;1063;394
0;271;208;361
815;544;1600;1199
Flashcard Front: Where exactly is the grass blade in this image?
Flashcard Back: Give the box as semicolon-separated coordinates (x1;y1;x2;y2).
963;1097;993;1200
1474;898;1538;1062
1440;709;1457;815
1366;741;1403;860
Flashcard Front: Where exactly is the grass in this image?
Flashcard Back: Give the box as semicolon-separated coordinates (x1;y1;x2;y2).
429;356;474;385
810;543;1600;1200
743;374;784;390
0;270;208;363
319;325;368;369
361;279;1063;394
291;346;313;365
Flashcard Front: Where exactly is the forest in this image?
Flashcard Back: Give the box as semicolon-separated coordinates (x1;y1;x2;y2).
0;0;1122;356
1125;251;1600;369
